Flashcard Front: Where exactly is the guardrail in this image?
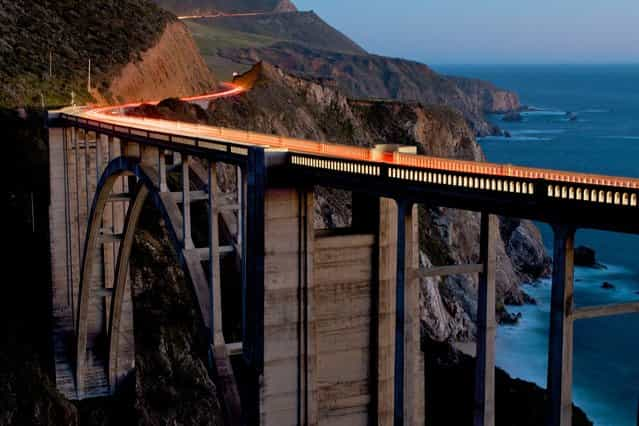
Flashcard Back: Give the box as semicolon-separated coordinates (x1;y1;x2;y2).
59;112;639;209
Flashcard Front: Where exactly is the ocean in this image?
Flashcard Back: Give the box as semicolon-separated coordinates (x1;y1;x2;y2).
435;64;639;425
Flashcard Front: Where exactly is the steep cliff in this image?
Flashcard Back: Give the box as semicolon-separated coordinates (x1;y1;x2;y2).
450;76;521;113
130;62;550;342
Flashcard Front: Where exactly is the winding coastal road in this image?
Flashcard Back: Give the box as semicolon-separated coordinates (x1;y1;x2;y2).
177;12;272;20
77;84;639;197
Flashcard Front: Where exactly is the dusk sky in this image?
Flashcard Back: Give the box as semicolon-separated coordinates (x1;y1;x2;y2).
294;0;639;64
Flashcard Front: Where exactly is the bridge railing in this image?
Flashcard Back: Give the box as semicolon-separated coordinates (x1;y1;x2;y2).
58;112;639;209
290;151;639;209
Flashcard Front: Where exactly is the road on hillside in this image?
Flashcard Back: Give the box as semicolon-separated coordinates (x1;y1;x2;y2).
178;12;272;20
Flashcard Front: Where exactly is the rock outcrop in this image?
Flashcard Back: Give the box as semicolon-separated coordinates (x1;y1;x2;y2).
424;341;593;425
129;210;225;425
450;76;521;113
574;245;600;267
215;42;508;136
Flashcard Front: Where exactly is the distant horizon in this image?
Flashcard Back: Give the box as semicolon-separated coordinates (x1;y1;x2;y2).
294;0;639;65
430;62;639;67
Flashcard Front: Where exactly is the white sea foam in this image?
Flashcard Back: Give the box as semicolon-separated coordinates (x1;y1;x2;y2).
481;135;553;142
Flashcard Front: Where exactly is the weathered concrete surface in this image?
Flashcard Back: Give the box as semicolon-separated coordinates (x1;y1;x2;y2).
261;189;424;425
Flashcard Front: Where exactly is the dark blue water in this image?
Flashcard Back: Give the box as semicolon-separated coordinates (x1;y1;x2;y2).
435;65;639;426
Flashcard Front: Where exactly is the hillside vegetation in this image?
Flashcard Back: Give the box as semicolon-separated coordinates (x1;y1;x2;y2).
185;11;366;78
199;11;365;54
0;0;174;107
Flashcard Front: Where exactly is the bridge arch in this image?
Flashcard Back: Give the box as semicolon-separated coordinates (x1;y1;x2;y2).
75;157;167;395
73;156;229;397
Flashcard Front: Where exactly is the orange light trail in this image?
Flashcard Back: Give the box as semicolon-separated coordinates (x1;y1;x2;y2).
77;85;639;191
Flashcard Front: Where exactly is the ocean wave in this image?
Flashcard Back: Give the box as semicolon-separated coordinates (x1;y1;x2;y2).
601;136;639;140
580;108;610;113
510;129;566;135
521;109;566;116
480;136;553;142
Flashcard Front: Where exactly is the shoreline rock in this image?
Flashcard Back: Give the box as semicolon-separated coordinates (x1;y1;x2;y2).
502;111;523;122
574;245;607;269
499;310;523;325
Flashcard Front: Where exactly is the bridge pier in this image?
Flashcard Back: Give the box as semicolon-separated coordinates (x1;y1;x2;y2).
474;213;498;426
547;225;576;426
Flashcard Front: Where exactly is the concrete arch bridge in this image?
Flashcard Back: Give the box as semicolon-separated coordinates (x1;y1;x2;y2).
47;92;639;426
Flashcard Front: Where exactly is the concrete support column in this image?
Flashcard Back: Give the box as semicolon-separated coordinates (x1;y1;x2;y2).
378;198;422;426
208;161;224;347
244;149;266;426
237;165;243;249
122;141;140;159
393;200;412;426
159;150;168;193
474;213;498;426
182;155;194;249
140;145;160;187
547;225;576;426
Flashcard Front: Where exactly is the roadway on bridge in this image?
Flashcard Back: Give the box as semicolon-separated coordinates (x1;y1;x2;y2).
75;84;639;194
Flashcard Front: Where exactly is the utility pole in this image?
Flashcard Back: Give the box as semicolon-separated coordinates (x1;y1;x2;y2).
87;58;91;92
49;49;53;79
30;192;36;233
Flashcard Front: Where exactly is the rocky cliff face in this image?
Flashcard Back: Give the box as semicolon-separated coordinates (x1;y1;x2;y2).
104;21;217;104
450;76;521;113
128;209;225;425
131;62;550;342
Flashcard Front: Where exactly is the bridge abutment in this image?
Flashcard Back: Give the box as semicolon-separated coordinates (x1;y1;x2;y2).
260;187;424;425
